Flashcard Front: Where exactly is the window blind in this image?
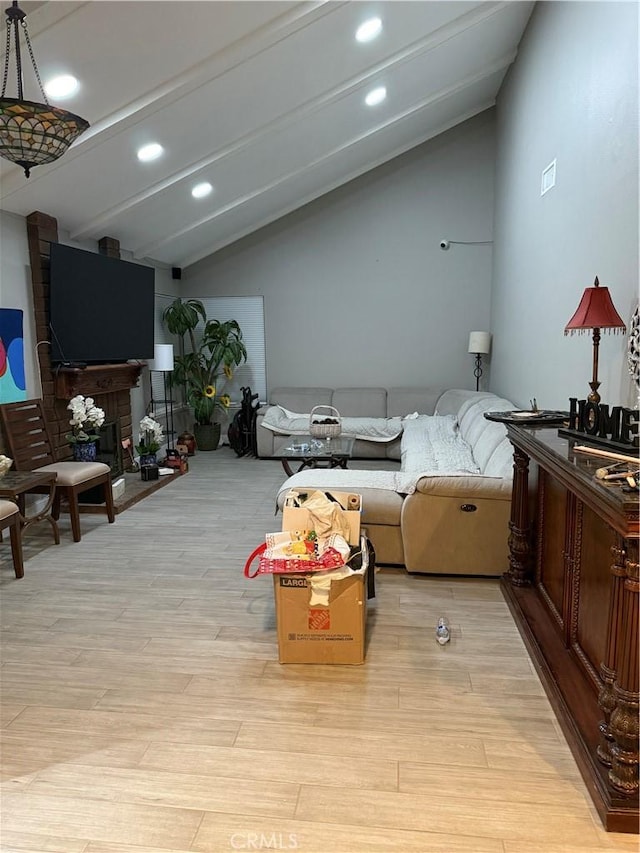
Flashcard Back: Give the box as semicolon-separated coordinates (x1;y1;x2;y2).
199;296;266;403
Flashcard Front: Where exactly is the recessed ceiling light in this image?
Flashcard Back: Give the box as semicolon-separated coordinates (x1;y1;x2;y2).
191;181;213;199
365;86;386;107
137;142;164;162
355;17;382;43
44;74;79;99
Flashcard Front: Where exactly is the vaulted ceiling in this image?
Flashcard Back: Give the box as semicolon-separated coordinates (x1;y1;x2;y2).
0;1;533;270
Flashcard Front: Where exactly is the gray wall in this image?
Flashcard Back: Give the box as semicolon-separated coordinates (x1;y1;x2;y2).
187;111;497;395
491;0;639;410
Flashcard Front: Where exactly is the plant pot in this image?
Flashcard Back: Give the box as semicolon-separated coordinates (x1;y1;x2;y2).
194;422;221;451
139;452;158;467
72;441;97;462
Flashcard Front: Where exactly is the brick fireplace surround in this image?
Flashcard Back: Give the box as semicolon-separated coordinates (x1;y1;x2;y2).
1;211;144;465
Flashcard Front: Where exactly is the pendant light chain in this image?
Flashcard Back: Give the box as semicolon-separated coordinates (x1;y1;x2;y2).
20;17;49;104
1;18;12;97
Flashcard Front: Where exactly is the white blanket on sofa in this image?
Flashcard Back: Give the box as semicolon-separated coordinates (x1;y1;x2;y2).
261;406;404;442
395;415;480;491
400;415;479;471
277;415;483;496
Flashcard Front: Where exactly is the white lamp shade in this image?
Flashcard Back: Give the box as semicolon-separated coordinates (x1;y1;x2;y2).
152;343;174;371
468;331;491;355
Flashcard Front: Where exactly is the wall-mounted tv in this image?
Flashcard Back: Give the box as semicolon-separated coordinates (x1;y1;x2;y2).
49;242;155;364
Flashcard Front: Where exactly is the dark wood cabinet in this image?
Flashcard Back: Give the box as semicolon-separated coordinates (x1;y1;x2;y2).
502;427;638;833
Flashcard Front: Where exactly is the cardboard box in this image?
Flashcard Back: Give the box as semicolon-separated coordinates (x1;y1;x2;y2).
273;570;367;664
281;490;361;546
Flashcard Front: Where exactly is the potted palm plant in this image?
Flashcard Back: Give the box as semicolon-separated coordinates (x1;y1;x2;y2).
162;298;247;450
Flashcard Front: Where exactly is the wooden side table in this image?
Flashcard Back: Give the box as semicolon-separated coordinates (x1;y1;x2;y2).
0;471;60;544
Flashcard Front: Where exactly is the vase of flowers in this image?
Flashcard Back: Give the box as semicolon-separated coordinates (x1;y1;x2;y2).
66;395;105;462
162;299;247;451
135;415;164;466
73;442;98;462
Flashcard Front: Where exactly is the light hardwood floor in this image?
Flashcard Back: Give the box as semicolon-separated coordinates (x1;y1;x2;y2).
1;449;638;852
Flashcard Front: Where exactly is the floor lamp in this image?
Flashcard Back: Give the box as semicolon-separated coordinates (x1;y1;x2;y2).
152;344;175;450
468;331;492;391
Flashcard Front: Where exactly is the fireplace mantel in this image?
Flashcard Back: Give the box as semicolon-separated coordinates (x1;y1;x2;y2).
54;363;144;399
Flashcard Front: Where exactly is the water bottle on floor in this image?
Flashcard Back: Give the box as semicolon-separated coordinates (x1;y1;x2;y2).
436;617;450;645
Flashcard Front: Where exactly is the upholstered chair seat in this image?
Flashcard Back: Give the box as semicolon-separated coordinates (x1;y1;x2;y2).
0;499;24;578
36;461;111;486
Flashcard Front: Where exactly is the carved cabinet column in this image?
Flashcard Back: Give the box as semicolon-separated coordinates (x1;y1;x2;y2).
609;542;639;795
506;445;533;586
597;541;629;767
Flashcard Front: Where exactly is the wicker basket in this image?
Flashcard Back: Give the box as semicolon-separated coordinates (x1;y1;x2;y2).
309;405;342;438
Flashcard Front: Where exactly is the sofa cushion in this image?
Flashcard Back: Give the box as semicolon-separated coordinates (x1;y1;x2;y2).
386;438;402;461
434;389;496;417
277;470;404;526
483;438;514;478
386;388;442;417
331;387;387;418
270;388;332;411
354;438;391;459
413;473;513;499
469;423;508;470
457;396;513;443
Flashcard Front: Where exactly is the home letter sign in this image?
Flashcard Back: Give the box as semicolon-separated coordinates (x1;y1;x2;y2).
561;397;639;449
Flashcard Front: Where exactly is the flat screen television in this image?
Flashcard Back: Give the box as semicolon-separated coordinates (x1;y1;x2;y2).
49;242;155;364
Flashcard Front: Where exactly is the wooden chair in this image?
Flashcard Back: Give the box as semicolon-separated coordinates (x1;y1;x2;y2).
0;399;115;542
0;499;24;578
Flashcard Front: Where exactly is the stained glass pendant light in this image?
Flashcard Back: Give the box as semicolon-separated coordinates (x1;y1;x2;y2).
0;1;89;177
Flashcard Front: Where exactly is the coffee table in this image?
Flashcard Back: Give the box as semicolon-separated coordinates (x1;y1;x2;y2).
0;471;60;544
271;435;355;477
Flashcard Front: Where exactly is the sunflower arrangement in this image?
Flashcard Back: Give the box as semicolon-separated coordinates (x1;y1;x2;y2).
162;299;247;426
192;380;232;426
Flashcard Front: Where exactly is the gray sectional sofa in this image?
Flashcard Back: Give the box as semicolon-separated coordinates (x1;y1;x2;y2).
256;386;445;460
260;387;517;577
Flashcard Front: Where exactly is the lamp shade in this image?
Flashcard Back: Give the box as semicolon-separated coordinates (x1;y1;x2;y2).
152;343;174;371
468;331;491;354
564;277;626;335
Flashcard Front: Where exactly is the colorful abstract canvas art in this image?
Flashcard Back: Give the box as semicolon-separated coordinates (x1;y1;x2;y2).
0;308;27;403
